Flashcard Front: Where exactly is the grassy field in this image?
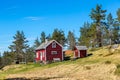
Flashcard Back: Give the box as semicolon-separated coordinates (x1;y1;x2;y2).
1;45;120;80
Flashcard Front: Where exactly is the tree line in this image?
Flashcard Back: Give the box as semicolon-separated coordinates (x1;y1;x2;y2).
0;4;120;68
79;4;120;48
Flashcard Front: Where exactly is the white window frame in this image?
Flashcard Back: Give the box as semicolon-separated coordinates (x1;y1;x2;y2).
52;42;56;48
51;51;57;54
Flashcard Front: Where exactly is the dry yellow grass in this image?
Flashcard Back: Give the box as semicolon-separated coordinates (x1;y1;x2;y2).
5;63;118;80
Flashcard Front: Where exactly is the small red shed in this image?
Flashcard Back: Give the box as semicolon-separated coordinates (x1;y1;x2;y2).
35;40;63;63
74;46;87;58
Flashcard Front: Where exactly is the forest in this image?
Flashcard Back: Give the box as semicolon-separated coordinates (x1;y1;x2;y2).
0;4;120;68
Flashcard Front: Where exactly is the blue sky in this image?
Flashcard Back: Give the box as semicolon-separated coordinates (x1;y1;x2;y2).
0;0;120;54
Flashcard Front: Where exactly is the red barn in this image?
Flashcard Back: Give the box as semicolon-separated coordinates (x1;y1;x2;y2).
74;46;87;58
35;40;63;63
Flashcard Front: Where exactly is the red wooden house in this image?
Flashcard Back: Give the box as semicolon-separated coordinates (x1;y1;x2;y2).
74;46;87;58
35;40;63;63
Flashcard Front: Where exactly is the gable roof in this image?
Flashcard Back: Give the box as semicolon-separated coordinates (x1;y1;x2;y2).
35;40;62;50
75;46;87;50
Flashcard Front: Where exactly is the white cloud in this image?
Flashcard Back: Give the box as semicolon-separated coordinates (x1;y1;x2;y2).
24;16;43;21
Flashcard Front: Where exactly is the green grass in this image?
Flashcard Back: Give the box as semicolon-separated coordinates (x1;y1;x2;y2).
0;63;42;79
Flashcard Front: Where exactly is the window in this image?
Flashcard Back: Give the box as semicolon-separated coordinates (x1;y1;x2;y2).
52;42;56;48
51;51;57;54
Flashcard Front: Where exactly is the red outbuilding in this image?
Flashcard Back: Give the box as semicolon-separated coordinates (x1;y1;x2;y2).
74;46;87;58
35;40;63;63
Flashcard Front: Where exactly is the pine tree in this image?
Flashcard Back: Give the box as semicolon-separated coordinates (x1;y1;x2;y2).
79;22;91;47
26;47;35;62
52;29;66;46
0;52;3;69
90;4;107;47
40;31;46;43
117;8;120;22
34;37;40;48
46;34;52;41
9;31;29;62
2;51;13;65
89;23;97;47
115;8;120;43
106;13;114;45
67;31;76;50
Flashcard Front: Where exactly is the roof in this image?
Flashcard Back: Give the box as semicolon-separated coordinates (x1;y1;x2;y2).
35;40;62;50
75;46;87;50
36;40;53;50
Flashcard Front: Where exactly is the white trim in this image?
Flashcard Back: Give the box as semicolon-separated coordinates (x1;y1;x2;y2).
53;40;63;48
78;50;80;58
45;40;63;49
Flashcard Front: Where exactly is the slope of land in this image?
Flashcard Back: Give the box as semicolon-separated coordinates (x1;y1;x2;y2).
1;45;120;80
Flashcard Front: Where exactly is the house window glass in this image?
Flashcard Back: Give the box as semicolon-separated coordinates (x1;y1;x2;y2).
52;42;56;48
51;51;57;54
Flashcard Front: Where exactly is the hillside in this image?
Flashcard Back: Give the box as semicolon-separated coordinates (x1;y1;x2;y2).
1;45;120;80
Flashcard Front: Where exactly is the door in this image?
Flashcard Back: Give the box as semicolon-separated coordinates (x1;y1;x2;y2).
80;50;86;58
